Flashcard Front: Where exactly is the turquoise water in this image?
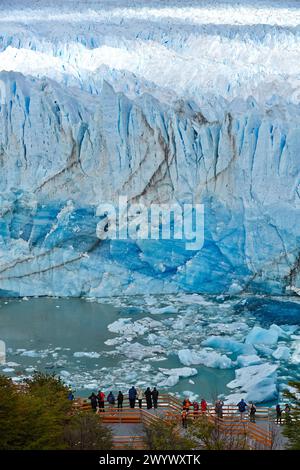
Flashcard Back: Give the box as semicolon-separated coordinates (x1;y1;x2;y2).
0;294;299;403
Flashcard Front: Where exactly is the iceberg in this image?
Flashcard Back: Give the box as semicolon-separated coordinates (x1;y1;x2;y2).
73;352;100;359
116;342;165;360
236;354;264;367
245;326;280;346
157;367;197;387
226;363;278;403
272;346;291;361
178;348;233;369
202;336;255;355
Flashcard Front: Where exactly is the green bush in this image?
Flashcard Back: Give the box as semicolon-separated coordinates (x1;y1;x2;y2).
0;373;112;450
144;419;195;450
283;381;300;450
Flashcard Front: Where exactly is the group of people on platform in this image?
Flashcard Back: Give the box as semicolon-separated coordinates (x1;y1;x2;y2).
87;388;292;426
88;386;159;412
181;397;292;428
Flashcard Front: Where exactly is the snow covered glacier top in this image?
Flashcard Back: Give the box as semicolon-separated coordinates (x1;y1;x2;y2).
2;0;300;105
0;0;299;297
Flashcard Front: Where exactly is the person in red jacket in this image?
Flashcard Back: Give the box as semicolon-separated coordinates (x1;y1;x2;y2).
201;398;207;413
97;390;105;412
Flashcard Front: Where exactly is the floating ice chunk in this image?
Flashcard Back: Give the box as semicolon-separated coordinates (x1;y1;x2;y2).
227;363;278;403
73;352;100;358
83;382;99;390
21;350;47;358
2;367;14;372
117;342;164;360
272;346;291;361
253;344;274;356
147;333;171;348
211;322;250;335
104;337;124;346
108;317;162;336
157;367;197;388
245;326;279;346
5;362;20;367
236;355;264;367
202;336;254;355
178;348;233;369
291;341;300;364
158;375;180;387
159;367;197;378
148;306;178;315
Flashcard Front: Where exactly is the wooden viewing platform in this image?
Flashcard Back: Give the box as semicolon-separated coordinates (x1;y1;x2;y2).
75;394;290;450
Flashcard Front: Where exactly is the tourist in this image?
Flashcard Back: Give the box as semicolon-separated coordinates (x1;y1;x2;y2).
182;397;192;410
284;404;291;424
97;390;105;412
215;400;224;419
276;404;282;425
237;398;248;420
137;388;144;408
88;392;98;412
117;391;124;410
128;386;137;408
201;398;207;413
152;387;159;409
249;403;256;423
193;400;199;419
107;391;115;409
181;407;189;428
145;387;153;409
67;390;74;401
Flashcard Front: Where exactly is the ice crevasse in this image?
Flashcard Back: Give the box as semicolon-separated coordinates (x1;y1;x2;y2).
0;0;299;297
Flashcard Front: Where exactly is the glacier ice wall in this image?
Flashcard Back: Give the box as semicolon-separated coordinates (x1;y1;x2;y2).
0;0;299;297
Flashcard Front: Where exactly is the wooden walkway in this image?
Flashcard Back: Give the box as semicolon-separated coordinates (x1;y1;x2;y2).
75;394;288;450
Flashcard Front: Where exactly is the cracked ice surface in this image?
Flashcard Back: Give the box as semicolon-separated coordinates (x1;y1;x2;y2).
0;1;299;296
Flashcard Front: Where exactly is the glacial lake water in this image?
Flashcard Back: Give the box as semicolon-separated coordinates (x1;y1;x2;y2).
0;294;299;403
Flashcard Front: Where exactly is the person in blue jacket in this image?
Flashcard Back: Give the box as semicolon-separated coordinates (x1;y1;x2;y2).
128;386;137;408
237;398;248;419
107;391;115;409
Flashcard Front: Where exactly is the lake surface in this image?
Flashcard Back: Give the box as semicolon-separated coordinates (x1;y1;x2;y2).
0;294;299;403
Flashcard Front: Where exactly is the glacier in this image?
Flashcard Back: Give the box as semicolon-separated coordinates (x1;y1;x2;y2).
0;0;299;297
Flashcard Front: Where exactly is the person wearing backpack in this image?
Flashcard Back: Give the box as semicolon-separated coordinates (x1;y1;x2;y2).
237;398;247;420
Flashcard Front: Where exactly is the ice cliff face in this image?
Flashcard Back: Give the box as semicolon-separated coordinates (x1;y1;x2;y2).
0;0;299;297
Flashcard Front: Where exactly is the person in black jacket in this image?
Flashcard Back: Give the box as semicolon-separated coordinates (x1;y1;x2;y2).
145;387;152;409
88;392;98;412
152;387;159;409
117;391;124;410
